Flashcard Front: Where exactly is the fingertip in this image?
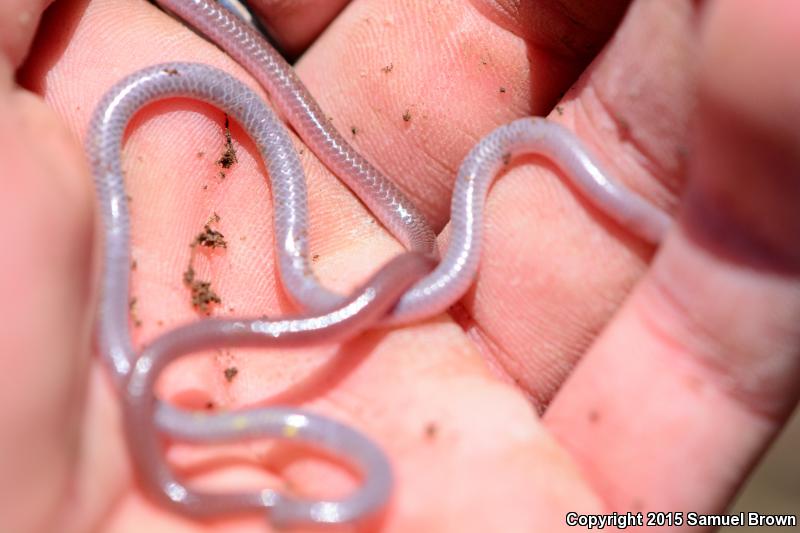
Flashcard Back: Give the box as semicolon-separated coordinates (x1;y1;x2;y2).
700;0;800;143
684;0;800;271
249;0;351;58
0;0;52;68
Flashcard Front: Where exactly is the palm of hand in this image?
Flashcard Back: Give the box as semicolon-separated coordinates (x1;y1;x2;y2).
2;0;799;532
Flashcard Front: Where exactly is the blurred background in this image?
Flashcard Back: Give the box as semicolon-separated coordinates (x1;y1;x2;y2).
721;408;799;532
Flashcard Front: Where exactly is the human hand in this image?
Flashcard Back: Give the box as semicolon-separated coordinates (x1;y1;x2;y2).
2;0;798;531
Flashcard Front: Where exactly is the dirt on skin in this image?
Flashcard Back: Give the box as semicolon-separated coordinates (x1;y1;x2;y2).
216;114;238;169
183;213;226;314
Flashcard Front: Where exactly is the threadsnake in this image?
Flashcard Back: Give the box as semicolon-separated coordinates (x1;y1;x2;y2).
85;0;670;527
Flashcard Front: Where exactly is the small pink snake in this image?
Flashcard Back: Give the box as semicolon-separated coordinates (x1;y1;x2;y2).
85;0;671;527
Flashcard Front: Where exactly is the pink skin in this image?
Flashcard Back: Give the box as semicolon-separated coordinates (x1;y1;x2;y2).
3;1;800;532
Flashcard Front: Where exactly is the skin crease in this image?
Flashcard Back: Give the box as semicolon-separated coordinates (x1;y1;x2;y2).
1;1;798;533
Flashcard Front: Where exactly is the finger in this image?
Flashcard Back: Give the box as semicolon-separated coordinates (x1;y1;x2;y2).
295;0;630;229
0;3;94;531
248;0;351;59
545;0;800;516
455;0;695;408
0;0;51;66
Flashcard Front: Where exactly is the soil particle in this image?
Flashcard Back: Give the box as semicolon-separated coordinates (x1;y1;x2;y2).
224;366;239;382
216;114;238;169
